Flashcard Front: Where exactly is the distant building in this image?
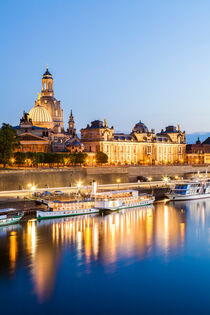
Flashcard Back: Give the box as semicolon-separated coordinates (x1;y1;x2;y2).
187;137;210;164
81;120;186;165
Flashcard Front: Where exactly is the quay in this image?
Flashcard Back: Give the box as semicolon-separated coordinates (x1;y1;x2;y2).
0;180;171;200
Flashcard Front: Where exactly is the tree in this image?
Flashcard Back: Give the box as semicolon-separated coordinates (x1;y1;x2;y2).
95;151;108;165
0;124;20;167
75;152;87;165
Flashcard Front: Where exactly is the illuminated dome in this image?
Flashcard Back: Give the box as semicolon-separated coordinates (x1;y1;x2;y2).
29;105;53;128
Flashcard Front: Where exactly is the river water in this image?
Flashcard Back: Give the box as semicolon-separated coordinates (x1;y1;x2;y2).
0;200;210;314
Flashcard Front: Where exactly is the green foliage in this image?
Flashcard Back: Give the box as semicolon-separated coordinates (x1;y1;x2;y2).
13;152;88;167
95;151;108;164
0;124;20;167
75;152;87;165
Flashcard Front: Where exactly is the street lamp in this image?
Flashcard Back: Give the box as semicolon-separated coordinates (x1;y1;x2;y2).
10;157;15;166
116;178;121;189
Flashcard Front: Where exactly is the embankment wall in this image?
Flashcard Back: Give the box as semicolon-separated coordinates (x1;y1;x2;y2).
0;165;208;191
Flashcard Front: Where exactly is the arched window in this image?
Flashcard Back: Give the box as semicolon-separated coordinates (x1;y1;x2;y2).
44;82;46;89
49;83;51;90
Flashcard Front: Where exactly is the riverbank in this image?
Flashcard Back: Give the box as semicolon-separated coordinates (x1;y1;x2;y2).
0;165;208;191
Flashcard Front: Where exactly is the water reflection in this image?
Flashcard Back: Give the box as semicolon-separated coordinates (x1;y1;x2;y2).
3;199;210;302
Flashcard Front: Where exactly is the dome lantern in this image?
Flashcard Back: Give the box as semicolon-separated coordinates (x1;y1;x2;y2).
41;65;54;97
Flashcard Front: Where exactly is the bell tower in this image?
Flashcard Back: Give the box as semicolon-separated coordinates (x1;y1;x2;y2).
68;110;76;136
41;65;54;97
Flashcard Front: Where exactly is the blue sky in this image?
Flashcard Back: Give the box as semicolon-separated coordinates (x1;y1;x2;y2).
1;0;210;134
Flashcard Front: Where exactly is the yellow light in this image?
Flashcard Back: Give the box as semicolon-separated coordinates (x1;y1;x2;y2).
163;176;169;183
31;186;36;192
86;159;89;163
10;158;15;164
148;176;152;181
77;182;82;188
93;159;96;163
27;183;32;188
116;178;121;183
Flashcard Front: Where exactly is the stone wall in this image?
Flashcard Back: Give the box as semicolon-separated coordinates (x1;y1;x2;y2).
0;165;208;191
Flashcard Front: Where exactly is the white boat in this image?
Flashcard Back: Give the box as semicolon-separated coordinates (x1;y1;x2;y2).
167;179;210;201
37;200;99;220
94;190;155;212
0;209;24;227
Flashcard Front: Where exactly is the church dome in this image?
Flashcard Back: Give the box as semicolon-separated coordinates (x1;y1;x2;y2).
132;120;148;133
29;105;52;123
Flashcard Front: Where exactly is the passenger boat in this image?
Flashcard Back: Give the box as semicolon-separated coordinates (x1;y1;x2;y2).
0;208;24;227
167;179;210;201
94;190;155;213
36;200;99;220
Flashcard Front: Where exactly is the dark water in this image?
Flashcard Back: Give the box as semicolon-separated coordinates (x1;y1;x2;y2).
0;200;210;315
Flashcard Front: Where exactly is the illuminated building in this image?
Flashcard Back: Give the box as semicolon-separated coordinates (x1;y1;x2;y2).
81;120;186;165
14;67;81;153
29;66;63;131
14;112;51;152
13;66;186;160
187;137;210;164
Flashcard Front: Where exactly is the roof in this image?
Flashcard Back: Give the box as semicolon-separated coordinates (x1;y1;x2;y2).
13;125;47;130
29;105;52;123
156;133;172;142
202;137;210;145
132;121;149;133
114;134;133;141
19;133;49;141
43;67;52;78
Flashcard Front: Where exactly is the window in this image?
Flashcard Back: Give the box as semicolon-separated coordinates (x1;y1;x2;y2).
49;83;51;90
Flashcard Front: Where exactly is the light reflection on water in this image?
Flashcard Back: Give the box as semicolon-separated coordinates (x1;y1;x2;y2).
1;200;210;314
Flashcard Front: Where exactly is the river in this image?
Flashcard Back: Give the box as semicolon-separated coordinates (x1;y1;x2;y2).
0;200;210;314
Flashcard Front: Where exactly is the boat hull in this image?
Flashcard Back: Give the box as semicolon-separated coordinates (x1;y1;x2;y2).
167;193;210;201
36;208;99;220
96;199;155;212
0;214;23;227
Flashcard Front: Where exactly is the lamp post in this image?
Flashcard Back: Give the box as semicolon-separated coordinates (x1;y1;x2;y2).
116;178;121;189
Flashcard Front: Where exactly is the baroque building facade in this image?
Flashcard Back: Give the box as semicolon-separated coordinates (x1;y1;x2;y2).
14;67;81;153
13;66;187;163
81;120;186;165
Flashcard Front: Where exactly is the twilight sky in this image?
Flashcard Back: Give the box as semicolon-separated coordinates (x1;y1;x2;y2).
0;0;210;134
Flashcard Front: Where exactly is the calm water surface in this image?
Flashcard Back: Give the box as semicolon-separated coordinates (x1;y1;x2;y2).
0;200;210;314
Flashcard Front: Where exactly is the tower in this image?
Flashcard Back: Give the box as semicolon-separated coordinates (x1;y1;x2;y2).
29;66;64;131
41;65;54;97
68;110;76;136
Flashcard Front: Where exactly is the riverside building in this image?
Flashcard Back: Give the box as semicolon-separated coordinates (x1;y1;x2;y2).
14;67;82;153
187;137;210;164
13;66;186;164
81;120;186;165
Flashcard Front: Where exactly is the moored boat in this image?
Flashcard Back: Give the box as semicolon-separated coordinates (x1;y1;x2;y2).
0;209;24;227
36;200;99;220
94;190;155;213
167;179;210;201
